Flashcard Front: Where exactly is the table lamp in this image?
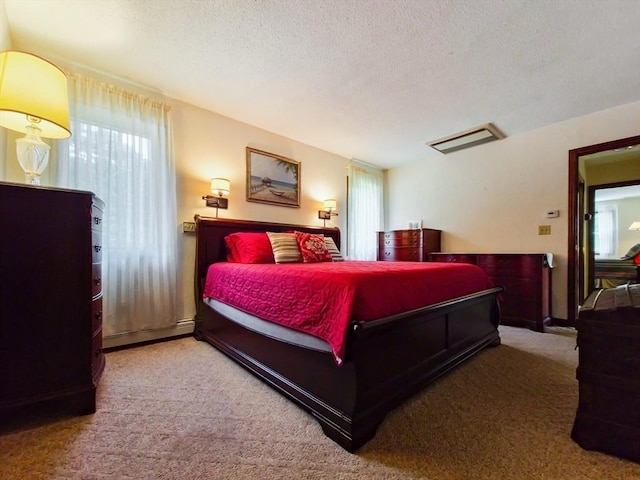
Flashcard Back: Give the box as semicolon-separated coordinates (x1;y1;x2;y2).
0;51;71;185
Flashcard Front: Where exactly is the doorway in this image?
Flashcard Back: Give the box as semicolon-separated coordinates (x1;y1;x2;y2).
567;135;640;325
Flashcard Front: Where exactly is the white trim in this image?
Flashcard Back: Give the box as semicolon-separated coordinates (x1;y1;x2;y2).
103;319;194;349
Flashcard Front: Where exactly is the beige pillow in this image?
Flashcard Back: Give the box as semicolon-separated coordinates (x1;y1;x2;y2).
267;232;302;263
324;236;344;262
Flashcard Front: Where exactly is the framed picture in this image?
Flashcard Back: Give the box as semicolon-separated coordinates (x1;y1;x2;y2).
246;147;301;208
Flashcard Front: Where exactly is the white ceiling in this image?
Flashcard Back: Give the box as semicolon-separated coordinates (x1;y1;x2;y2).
4;0;640;169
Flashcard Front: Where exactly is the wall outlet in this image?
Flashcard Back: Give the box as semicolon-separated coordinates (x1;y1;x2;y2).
182;221;196;233
538;225;551;235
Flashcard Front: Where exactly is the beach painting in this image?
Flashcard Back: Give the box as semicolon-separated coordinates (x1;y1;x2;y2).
246;147;301;208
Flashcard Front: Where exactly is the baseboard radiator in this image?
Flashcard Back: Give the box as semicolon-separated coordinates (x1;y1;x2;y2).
103;319;195;349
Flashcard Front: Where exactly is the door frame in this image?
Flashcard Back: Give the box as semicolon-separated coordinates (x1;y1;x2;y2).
567;135;640;325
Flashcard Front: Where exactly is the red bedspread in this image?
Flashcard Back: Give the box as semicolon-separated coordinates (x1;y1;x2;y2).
203;261;493;365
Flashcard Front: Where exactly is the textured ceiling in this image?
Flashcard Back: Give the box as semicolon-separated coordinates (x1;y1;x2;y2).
4;0;640;168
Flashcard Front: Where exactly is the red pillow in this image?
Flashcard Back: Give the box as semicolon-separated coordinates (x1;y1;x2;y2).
225;233;275;264
224;235;240;262
295;231;332;263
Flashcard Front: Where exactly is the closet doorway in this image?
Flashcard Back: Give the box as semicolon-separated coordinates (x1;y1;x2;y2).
567;135;640;325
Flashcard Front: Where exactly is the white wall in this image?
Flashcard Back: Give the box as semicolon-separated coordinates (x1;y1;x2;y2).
171;99;347;321
386;101;640;320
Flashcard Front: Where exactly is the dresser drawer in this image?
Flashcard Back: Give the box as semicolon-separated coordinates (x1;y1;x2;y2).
92;264;103;298
91;203;103;229
91;231;103;263
92;297;103;335
501;291;542;320
476;254;544;275
430;253;477;264
379;247;421;261
487;276;539;298
91;327;104;377
379;230;421;247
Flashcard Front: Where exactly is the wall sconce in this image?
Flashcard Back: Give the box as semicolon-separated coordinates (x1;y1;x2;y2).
0;51;72;185
629;221;640;231
318;199;338;226
202;177;230;218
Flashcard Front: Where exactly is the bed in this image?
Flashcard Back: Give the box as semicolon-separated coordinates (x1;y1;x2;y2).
594;259;640;288
194;216;503;452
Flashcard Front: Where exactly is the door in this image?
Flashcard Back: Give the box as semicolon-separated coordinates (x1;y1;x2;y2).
567;135;640;326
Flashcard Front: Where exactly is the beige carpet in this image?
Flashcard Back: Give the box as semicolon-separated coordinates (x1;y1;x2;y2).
1;326;638;480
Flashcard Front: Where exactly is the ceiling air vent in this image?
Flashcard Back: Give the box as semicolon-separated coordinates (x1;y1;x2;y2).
427;123;505;154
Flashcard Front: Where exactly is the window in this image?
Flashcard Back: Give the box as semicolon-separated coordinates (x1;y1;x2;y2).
347;161;384;260
593;204;617;258
55;73;178;337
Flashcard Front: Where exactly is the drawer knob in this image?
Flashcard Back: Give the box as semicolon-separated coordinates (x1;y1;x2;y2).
95;347;102;357
94;245;102;253
385;240;391;245
93;216;102;225
385;251;391;256
95;310;102;320
94;277;102;286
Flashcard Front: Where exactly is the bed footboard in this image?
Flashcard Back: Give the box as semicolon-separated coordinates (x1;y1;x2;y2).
195;286;502;452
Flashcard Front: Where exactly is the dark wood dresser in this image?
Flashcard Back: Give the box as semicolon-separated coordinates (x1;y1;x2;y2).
0;182;105;418
377;229;441;261
429;253;552;332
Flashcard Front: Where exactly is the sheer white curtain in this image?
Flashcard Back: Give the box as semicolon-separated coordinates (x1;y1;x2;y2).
347;161;384;260
55;73;178;337
594;205;617;258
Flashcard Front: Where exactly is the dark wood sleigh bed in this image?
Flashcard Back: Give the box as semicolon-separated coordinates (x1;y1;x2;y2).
194;215;503;452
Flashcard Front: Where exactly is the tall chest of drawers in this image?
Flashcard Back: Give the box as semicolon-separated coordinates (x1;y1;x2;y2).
0;182;105;418
377;229;442;261
429;253;552;332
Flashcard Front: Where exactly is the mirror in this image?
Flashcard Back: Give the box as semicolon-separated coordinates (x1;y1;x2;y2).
591;183;640;288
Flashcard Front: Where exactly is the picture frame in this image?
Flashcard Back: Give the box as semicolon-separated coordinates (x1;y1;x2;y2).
246;147;301;208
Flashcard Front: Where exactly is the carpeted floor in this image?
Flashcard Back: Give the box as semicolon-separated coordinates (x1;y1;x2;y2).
0;326;638;479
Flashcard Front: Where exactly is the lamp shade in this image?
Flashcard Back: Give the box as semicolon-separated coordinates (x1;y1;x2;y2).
210;178;230;196
0;51;71;139
629;221;640;231
324;199;337;211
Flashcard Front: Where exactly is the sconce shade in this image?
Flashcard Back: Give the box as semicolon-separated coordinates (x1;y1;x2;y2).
323;199;337;211
210;177;230;196
0;51;71;139
629;221;640;231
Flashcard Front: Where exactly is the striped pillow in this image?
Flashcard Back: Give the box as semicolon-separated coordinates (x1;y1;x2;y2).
267;232;302;263
324;236;344;262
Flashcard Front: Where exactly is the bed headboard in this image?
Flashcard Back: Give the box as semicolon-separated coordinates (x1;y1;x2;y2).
194;215;341;302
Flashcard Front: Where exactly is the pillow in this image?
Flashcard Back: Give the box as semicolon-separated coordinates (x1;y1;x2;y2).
295;231;332;263
225;232;275;264
621;243;640;261
224;235;240;263
267;232;302;263
324;236;344;262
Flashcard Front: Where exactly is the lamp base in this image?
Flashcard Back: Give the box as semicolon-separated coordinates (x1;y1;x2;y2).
24;172;43;186
16;124;50;186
